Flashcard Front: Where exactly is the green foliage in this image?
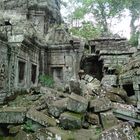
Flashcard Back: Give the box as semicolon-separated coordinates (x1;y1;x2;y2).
95;127;101;135
23;120;34;133
135;127;140;140
68;0;127;33
129;32;139;47
39;74;54;88
70;21;102;39
62;0;140;39
136;132;140;140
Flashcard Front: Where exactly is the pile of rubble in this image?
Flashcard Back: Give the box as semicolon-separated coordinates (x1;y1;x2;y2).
0;74;137;140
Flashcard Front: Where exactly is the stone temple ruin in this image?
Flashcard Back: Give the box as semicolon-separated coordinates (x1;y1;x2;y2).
0;0;140;140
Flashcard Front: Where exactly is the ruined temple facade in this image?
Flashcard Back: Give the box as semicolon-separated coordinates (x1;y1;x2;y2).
81;37;137;85
45;28;84;87
0;0;84;104
119;51;140;109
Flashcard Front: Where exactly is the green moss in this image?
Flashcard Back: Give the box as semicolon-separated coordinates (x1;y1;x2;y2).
0;136;15;140
39;75;54;88
64;112;83;120
135;127;140;140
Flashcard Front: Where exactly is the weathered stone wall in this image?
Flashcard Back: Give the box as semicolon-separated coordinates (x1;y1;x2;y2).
47;46;81;87
119;51;140;109
14;42;39;90
0;39;9;104
88;38;136;71
46;27;84;87
0;0;63;104
0;0;61;24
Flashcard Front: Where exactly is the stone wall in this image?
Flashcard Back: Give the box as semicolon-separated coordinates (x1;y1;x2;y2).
46;27;84;87
14;39;39;90
119;51;140;109
47;46;81;86
0;0;61;25
0;38;9;104
88;38;136;72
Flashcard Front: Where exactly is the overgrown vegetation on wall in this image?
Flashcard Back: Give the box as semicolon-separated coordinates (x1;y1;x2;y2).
39;75;54;88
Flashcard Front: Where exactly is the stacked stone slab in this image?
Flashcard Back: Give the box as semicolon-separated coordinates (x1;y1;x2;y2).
0;85;137;140
88;37;136;71
119;51;140;109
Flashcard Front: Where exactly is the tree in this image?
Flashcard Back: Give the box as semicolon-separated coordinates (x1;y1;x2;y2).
126;0;140;36
71;0;126;33
70;21;102;39
61;0;140;41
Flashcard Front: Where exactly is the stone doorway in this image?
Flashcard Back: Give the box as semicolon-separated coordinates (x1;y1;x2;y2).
18;61;26;83
31;64;37;84
123;84;135;97
80;56;103;80
51;67;63;83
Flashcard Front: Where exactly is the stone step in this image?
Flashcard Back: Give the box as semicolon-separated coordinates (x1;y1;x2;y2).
0;107;27;123
26;108;57;127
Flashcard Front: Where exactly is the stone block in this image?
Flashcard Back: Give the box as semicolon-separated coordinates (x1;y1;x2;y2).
45;127;100;140
99;122;136;140
89;97;111;112
59;112;83;130
87;113;100;125
101;75;117;87
106;92;125;103
84;74;94;82
69;79;81;95
100;111;118;129
26;108;57;127
15;130;35;140
107;87;128;99
67;93;88;113
48;98;68;118
87;80;100;94
0;107;26;124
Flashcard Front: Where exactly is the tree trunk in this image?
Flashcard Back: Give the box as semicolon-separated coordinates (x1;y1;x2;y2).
130;11;137;37
99;3;108;33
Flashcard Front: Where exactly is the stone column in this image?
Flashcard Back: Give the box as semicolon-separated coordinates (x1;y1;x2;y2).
39;48;45;75
0;43;9;104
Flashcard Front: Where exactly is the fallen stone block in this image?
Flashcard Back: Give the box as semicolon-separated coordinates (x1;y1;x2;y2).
89;97;111;112
101;75;117;87
84;74;94;82
69;79;81;95
67;93;88;113
99;122;136;140
112;103;137;122
48;98;68;118
126;95;137;106
87;82;100;95
44;127;100;140
26;108;57;127
107;87;128;99
100;111;118;129
0;107;27;124
106;92;125;103
59;112;83;130
15;130;35;140
87;113;100;125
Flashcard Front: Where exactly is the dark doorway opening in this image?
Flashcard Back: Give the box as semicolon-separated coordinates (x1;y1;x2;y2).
52;67;63;82
91;45;95;53
18;61;25;83
31;64;37;84
80;56;103;81
123;84;135;97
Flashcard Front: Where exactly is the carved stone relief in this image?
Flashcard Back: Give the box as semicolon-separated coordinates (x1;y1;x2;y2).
0;59;7;90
